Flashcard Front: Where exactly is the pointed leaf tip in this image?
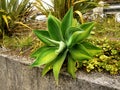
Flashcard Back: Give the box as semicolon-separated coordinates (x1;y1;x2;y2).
31;47;58;67
48;14;63;41
61;7;73;38
53;50;68;83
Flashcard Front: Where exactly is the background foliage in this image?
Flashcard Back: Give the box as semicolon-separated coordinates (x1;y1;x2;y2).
0;0;33;38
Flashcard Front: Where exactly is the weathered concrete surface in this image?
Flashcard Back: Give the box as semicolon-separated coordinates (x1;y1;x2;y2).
0;54;120;90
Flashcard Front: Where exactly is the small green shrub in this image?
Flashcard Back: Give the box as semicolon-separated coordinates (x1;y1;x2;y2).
31;7;101;83
83;38;120;74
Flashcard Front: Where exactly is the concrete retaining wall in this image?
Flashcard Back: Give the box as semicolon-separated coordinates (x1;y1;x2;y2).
0;54;120;90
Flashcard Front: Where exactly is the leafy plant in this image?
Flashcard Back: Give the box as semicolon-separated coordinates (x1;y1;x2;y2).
33;0;98;22
31;7;101;83
0;0;33;38
33;0;54;17
83;37;120;74
54;0;98;20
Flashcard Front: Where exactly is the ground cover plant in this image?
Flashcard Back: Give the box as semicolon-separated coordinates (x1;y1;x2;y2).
82;37;120;74
31;7;101;83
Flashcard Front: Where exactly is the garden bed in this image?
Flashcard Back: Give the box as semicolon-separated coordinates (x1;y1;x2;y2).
0;53;120;90
0;1;120;90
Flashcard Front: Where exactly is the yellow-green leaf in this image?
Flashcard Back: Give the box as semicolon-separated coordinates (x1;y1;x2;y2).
48;14;63;41
70;44;92;61
65;27;82;40
81;41;102;56
2;15;9;28
61;7;73;38
33;30;60;46
74;10;84;24
53;50;68;84
42;60;55;76
67;55;76;78
31;46;51;58
15;22;32;30
31;47;58;67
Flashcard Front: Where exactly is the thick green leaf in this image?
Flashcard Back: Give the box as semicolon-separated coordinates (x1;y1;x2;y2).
78;44;91;56
67;22;95;47
31;46;51;58
42;60;55;76
31;47;58;67
53;50;68;83
67;55;76;78
65;27;82;40
70;44;92;61
34;30;59;46
81;41;102;56
76;22;95;42
61;7;73;38
48;14;63;41
79;22;95;31
67;30;84;47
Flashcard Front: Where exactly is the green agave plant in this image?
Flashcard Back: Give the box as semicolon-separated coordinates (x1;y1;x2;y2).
31;7;101;83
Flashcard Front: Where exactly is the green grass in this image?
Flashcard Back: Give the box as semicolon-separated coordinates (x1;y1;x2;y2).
93;16;120;39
